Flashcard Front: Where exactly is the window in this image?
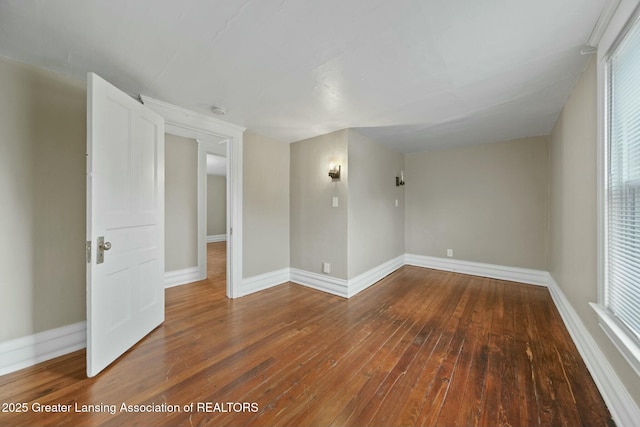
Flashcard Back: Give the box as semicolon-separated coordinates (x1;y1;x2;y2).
595;5;640;376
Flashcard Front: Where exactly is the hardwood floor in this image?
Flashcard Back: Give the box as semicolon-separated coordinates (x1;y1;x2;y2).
0;249;614;426
206;241;226;284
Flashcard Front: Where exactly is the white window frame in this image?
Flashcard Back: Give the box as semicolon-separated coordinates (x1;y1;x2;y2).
593;0;640;378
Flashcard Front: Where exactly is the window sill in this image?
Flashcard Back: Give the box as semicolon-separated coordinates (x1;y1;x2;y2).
590;303;640;378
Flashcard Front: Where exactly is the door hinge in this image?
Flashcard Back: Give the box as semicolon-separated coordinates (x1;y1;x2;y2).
86;241;91;264
230;227;233;236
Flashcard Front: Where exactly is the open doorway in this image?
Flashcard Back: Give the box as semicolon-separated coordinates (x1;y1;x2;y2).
205;150;228;286
85;76;244;377
141;96;245;298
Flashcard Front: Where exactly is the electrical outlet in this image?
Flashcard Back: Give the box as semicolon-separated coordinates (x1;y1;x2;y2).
447;249;453;257
322;262;331;274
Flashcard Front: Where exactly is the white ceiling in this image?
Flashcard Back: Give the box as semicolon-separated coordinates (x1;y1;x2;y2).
0;0;607;152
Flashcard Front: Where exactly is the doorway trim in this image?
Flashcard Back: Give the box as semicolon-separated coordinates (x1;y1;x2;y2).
140;96;245;298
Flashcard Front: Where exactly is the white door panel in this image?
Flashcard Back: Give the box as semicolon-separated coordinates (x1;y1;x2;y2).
87;73;165;377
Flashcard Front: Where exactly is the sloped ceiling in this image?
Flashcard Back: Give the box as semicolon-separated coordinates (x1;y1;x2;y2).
0;0;607;152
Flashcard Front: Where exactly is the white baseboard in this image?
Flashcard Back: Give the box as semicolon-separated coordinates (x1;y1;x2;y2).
0;322;86;376
405;254;549;287
290;268;349;298
348;255;405;297
547;275;640;427
165;266;202;288
206;234;226;243
241;268;290;297
289;255;404;298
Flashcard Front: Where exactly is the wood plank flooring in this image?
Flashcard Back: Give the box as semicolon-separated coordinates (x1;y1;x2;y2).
0;243;614;426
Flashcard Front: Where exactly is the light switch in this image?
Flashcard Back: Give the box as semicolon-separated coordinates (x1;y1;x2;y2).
395;199;399;207
332;197;339;208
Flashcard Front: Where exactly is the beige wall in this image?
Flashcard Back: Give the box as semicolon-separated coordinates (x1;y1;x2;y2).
0;57;86;341
207;174;226;236
165;134;198;272
290;130;349;279
243;131;290;277
405;136;549;270
347;130;405;278
549;56;640;404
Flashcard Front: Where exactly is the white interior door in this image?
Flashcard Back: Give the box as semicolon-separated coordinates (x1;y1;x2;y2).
86;73;165;377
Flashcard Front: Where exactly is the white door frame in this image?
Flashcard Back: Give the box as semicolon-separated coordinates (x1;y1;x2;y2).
141;96;245;298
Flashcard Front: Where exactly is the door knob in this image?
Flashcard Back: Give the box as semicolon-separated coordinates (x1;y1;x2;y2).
97;236;111;264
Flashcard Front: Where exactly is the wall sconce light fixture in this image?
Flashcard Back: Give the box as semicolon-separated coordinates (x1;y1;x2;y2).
396;171;405;186
329;162;341;180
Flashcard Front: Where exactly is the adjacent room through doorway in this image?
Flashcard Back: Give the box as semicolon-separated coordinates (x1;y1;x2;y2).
163;127;231;292
205;151;228;286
